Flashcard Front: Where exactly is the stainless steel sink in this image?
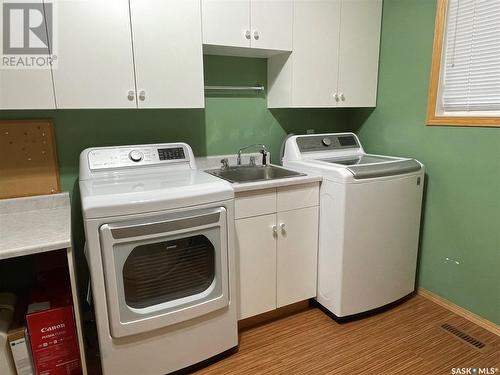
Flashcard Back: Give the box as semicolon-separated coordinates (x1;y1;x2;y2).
206;165;305;183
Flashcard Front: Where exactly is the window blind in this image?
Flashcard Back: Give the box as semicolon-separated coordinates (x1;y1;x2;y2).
441;0;500;112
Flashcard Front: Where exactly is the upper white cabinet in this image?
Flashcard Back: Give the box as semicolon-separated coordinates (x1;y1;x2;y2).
0;65;56;111
202;0;292;56
130;0;204;108
0;0;55;109
202;0;251;49
337;0;383;107
52;0;136;109
250;0;293;51
51;0;203;109
268;0;382;108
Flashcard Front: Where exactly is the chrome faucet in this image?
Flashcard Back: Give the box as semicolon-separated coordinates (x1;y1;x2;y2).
237;144;268;166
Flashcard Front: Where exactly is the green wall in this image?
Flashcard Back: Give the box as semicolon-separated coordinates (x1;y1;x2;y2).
357;0;500;324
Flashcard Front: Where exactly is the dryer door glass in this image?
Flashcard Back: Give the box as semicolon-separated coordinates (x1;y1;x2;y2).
123;234;215;309
99;206;230;338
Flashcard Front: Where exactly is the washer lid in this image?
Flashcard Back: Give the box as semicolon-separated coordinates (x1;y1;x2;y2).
80;170;233;219
319;155;422;179
319;154;393;166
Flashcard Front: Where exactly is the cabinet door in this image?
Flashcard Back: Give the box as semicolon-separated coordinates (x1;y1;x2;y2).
202;0;251;48
277;206;319;308
250;0;292;51
235;214;277;319
51;0;136;108
0;0;55;109
337;0;382;107
291;0;341;107
130;0;204;108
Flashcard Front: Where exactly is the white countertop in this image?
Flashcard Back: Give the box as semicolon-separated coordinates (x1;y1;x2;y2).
0;193;72;260
196;154;322;193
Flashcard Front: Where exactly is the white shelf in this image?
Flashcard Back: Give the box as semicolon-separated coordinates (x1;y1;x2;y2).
0;193;71;260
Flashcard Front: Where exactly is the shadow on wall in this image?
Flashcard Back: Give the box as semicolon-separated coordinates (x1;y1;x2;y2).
414;172;430;288
70;179;87;304
272;107;374;135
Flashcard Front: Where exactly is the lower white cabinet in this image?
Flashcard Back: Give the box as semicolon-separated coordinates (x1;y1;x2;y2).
235;183;319;320
276;206;319;308
235;214;277;319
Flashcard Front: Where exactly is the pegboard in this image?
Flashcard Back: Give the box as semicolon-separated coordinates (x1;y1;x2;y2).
0;120;61;199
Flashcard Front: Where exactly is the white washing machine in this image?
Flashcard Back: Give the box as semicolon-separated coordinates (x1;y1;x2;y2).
283;133;424;319
79;143;238;375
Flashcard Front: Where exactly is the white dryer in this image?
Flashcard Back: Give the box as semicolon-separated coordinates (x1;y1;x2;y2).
79;143;237;374
283;133;424;319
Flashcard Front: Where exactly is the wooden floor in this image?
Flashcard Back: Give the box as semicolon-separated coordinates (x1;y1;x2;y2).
194;295;499;375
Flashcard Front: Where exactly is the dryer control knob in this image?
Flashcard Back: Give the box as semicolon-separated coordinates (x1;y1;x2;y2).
322;137;332;146
129;150;143;162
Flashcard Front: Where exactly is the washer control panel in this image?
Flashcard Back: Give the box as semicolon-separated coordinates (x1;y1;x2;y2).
128;150;144;162
88;145;188;170
158;147;185;161
296;134;359;152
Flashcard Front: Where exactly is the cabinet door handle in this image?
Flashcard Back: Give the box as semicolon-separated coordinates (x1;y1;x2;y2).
244;29;251;40
272;225;278;236
334;93;339;102
280;223;286;233
340;93;345;102
127;90;135;101
138;90;146;101
253;30;259;40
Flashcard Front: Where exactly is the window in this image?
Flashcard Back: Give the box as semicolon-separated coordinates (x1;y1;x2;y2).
427;0;500;127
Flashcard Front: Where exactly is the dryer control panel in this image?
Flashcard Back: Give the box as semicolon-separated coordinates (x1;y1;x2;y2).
87;144;190;171
296;134;360;153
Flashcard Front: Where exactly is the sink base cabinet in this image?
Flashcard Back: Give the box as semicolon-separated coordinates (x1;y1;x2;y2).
236;214;277;319
276;206;319;308
235;183;319;320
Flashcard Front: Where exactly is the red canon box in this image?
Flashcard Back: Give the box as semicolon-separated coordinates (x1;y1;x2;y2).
26;304;81;375
26;267;82;375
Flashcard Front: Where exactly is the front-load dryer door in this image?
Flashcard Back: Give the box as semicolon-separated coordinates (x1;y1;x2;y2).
99;207;229;338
